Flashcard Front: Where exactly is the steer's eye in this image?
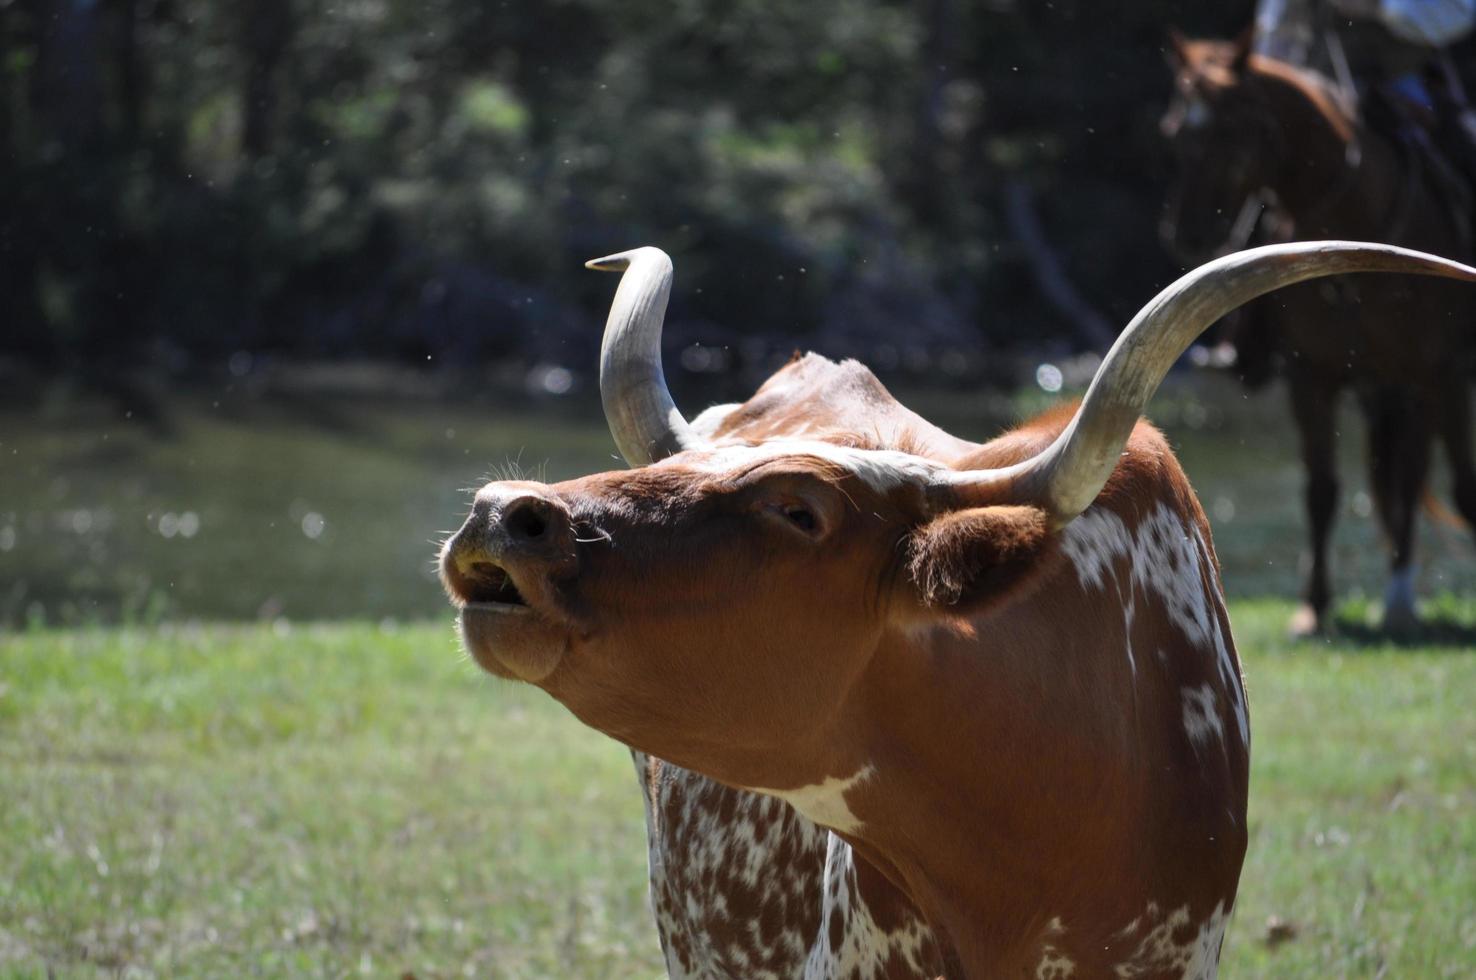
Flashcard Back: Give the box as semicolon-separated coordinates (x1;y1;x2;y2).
749;479;835;542
784;506;816;532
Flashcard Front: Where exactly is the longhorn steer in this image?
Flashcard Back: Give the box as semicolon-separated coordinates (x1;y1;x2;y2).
627;357;953;980
440;242;1476;978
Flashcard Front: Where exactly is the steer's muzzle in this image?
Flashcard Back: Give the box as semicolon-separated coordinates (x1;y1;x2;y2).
440;482;576;609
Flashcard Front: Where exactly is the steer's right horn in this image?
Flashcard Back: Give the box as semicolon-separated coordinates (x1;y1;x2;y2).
587;247;706;466
938;240;1476;526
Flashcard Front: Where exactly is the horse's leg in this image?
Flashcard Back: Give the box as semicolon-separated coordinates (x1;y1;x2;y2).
1431;377;1476;531
1288;372;1341;636
1361;386;1431;633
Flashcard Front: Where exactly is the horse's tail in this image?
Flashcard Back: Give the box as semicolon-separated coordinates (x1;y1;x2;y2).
1424;489;1468;530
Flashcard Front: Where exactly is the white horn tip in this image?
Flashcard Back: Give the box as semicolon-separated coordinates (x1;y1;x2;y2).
585;246;670;273
585;252;633;272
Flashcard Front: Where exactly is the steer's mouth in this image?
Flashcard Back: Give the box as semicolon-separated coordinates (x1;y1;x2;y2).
459;560;530;611
441;552;572;684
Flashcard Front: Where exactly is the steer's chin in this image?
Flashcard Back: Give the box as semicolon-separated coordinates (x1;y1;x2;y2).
458;603;570;684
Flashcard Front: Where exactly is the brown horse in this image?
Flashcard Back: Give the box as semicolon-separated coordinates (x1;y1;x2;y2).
1160;32;1476;634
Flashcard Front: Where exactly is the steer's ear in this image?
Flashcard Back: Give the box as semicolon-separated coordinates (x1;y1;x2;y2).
905;505;1056;614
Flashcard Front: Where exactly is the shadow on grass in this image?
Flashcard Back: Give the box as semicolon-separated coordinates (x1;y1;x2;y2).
1323;608;1476;650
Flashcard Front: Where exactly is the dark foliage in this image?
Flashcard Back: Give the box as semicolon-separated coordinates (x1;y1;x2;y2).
0;0;1251;373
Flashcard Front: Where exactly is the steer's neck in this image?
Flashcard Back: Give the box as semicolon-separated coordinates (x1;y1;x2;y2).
834;616;1085;973
832;596;1205;976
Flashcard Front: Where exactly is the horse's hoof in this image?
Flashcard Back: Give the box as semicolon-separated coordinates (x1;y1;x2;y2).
1287;604;1324;638
1381;569;1419;636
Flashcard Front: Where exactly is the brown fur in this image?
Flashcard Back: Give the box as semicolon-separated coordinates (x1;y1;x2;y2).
443;355;1248;977
907;505;1053;610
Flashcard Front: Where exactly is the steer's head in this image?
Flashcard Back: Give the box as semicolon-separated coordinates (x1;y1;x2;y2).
440;243;1476;788
441;433;1052;782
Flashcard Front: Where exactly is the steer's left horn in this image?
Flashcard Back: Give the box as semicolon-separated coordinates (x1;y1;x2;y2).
587;246;706;466
941;241;1476;526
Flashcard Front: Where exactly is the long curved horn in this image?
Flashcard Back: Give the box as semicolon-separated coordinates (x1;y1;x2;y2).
586;247;706;466
941;241;1476;526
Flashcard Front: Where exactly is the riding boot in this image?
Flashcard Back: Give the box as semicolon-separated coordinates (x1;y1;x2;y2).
1372;77;1476;250
1429;61;1476;251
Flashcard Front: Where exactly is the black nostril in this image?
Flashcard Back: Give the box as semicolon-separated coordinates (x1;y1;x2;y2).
504;499;550;540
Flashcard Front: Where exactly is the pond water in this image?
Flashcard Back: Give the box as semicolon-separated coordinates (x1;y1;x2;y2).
3;368;1473;628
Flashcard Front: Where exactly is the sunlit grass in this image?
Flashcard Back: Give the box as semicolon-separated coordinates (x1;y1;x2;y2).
0;623;659;978
3;605;1474;977
1223;602;1476;979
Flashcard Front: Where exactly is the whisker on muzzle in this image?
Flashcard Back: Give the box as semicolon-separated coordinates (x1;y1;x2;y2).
573;523;613;545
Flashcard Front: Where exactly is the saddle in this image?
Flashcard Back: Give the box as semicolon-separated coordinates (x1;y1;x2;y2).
1295;20;1476;252
1366;62;1476;249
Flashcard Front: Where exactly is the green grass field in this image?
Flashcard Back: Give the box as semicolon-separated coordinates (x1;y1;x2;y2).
3;604;1474;978
4;375;1476;976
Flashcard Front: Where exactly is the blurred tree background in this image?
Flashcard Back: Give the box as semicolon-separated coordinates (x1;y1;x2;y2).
0;0;1253;382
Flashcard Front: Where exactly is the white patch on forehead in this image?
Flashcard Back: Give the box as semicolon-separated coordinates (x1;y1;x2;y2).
689;402;742;437
1112;901;1229;979
749;765;876;835
660;439;946;494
